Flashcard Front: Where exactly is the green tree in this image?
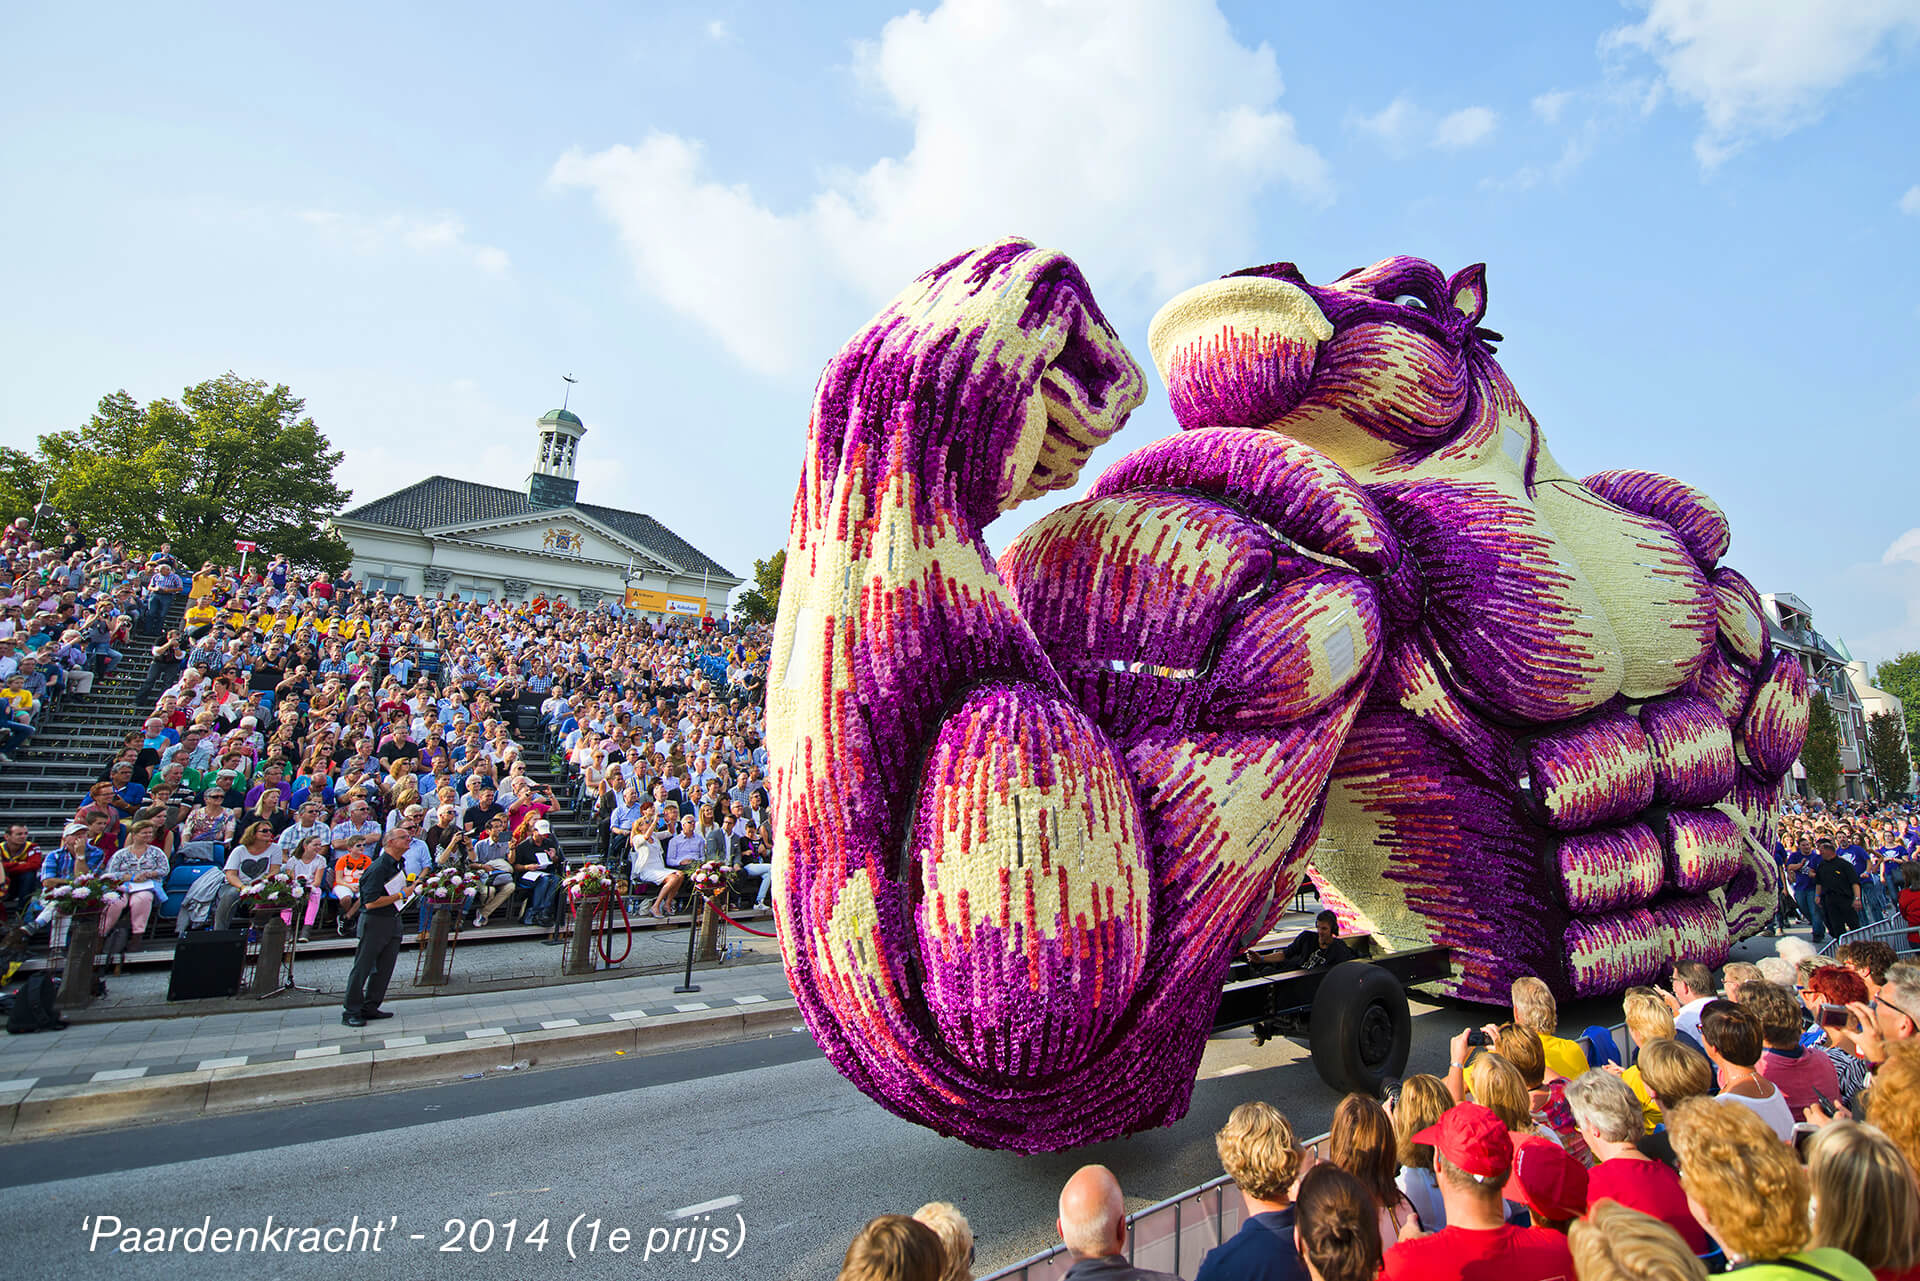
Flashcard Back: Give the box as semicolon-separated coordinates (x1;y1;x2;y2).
733;548;787;625
1866;709;1912;799
1801;688;1842;805
26;374;351;572
1874;652;1920;765
0;446;50;526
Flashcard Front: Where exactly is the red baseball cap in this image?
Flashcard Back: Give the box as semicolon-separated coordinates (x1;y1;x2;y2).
1411;1102;1512;1181
1503;1137;1588;1222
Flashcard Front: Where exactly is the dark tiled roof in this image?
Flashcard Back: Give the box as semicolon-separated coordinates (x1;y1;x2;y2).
335;476;735;579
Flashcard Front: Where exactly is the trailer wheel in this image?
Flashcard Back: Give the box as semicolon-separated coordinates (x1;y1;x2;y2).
1308;961;1411;1096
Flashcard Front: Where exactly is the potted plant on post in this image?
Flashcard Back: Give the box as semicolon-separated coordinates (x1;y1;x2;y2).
48;870;119;1010
688;860;734;963
561;862;613;975
415;866;467;986
238;870;305;997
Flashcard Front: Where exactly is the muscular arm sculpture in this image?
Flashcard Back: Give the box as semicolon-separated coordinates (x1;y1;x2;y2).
766;241;1807;1152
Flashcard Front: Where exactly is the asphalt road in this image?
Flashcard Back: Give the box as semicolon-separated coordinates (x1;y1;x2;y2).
0;971;1662;1281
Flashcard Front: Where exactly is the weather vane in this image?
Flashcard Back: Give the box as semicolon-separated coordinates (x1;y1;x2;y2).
561;373;578;411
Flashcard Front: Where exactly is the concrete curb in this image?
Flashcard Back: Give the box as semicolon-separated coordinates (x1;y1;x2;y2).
0;1000;803;1142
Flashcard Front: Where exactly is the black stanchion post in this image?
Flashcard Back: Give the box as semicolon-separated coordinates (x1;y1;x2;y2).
674;900;701;994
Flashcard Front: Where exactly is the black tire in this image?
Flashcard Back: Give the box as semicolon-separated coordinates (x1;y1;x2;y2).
1308;960;1412;1096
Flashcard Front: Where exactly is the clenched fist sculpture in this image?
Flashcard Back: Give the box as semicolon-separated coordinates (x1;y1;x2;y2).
766;241;1807;1152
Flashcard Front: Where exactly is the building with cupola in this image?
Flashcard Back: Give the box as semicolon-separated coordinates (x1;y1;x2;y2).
328;405;740;616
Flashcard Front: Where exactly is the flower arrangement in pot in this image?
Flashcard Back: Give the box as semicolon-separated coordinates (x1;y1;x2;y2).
239;869;306;912
563;862;612;901
46;871;121;915
688;859;733;901
418;866;468;906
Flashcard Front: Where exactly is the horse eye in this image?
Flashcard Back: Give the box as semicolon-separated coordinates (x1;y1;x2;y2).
1392;293;1430;311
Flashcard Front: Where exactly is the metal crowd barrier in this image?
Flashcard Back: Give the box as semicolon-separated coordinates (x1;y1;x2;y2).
1818;914;1920;959
983;1133;1334;1281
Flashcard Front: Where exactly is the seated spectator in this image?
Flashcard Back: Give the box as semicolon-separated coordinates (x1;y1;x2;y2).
910;1202;972;1281
1565;1069;1710;1255
1621;986;1678;1133
1735;978;1840;1117
1290;1165;1380;1281
1700;1002;1795;1142
1380;1103;1574;1280
1511;976;1590;1080
1278;910;1352;970
1567;1201;1707;1281
1502;1135;1586;1232
1056;1164;1181;1281
331;835;373;935
283;833;328;941
1327;1092;1417;1248
1634;1039;1716;1171
1803;1120;1920;1281
1391;1073;1452;1233
837;1215;946;1281
1196;1102;1309;1281
1667;1097;1873;1278
97;819;170;946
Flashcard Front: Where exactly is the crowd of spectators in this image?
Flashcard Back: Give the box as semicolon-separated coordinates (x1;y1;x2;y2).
1775;803;1920;948
836;955;1920;1281
0;509;776;954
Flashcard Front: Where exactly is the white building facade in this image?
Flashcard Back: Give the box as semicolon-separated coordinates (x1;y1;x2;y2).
328;407;741;617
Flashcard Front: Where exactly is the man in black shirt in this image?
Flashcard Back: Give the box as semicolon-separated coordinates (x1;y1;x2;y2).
1813;838;1862;941
1278;909;1353;970
342;831;408;1027
462;784;505;837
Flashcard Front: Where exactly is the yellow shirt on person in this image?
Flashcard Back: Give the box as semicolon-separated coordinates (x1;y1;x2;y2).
1621;1063;1662;1134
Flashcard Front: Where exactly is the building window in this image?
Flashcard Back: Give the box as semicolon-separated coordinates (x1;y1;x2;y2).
365;573;407;595
459;586;494;603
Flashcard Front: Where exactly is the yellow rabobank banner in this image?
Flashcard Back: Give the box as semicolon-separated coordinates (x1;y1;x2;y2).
623;588;707;616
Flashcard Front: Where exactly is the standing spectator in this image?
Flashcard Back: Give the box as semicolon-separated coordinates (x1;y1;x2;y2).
1661;961;1715;1050
1501;1137;1587;1233
1667;1098;1873;1278
1567;1202;1707;1281
911;1203;972;1281
1327;1093;1417;1248
1054;1165;1180;1281
1380;1103;1574;1280
139;630;185;703
1866;1040;1920;1177
1390;1074;1451;1232
837;1215;946;1281
1814;838;1863;942
1195;1101;1308;1281
341;831;408;1028
1289;1165;1380;1281
1738;979;1839;1116
1511;976;1590;1080
1701;1003;1795;1142
1803;1121;1920;1281
1565;1070;1710;1255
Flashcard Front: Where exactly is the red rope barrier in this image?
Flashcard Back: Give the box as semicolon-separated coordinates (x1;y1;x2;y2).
707;900;778;938
596;889;632;964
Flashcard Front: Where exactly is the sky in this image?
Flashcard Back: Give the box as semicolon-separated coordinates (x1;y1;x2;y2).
2;0;1917;665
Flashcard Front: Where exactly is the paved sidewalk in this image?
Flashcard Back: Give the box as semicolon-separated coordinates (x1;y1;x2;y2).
0;957;802;1140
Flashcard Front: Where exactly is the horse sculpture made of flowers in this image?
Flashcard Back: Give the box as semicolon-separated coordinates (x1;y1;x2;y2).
766;240;1808;1152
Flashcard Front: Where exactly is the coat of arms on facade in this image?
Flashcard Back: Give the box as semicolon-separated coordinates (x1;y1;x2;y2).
542;527;583;554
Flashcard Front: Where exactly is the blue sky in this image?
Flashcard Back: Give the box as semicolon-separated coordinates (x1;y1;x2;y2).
3;1;1916;664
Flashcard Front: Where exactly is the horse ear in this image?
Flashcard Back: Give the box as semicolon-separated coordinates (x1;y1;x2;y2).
1448;264;1487;326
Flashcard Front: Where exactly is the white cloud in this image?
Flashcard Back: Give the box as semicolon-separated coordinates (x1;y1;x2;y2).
706;19;730;41
1901;185;1920;215
1884;528;1920;566
1352;95;1421;150
550;0;1330;376
298;211;510;276
1353;97;1496;152
1433;106;1498;148
1605;0;1920;167
1532;89;1573;124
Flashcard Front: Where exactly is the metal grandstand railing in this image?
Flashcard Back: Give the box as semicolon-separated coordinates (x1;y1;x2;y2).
1819;913;1920;959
